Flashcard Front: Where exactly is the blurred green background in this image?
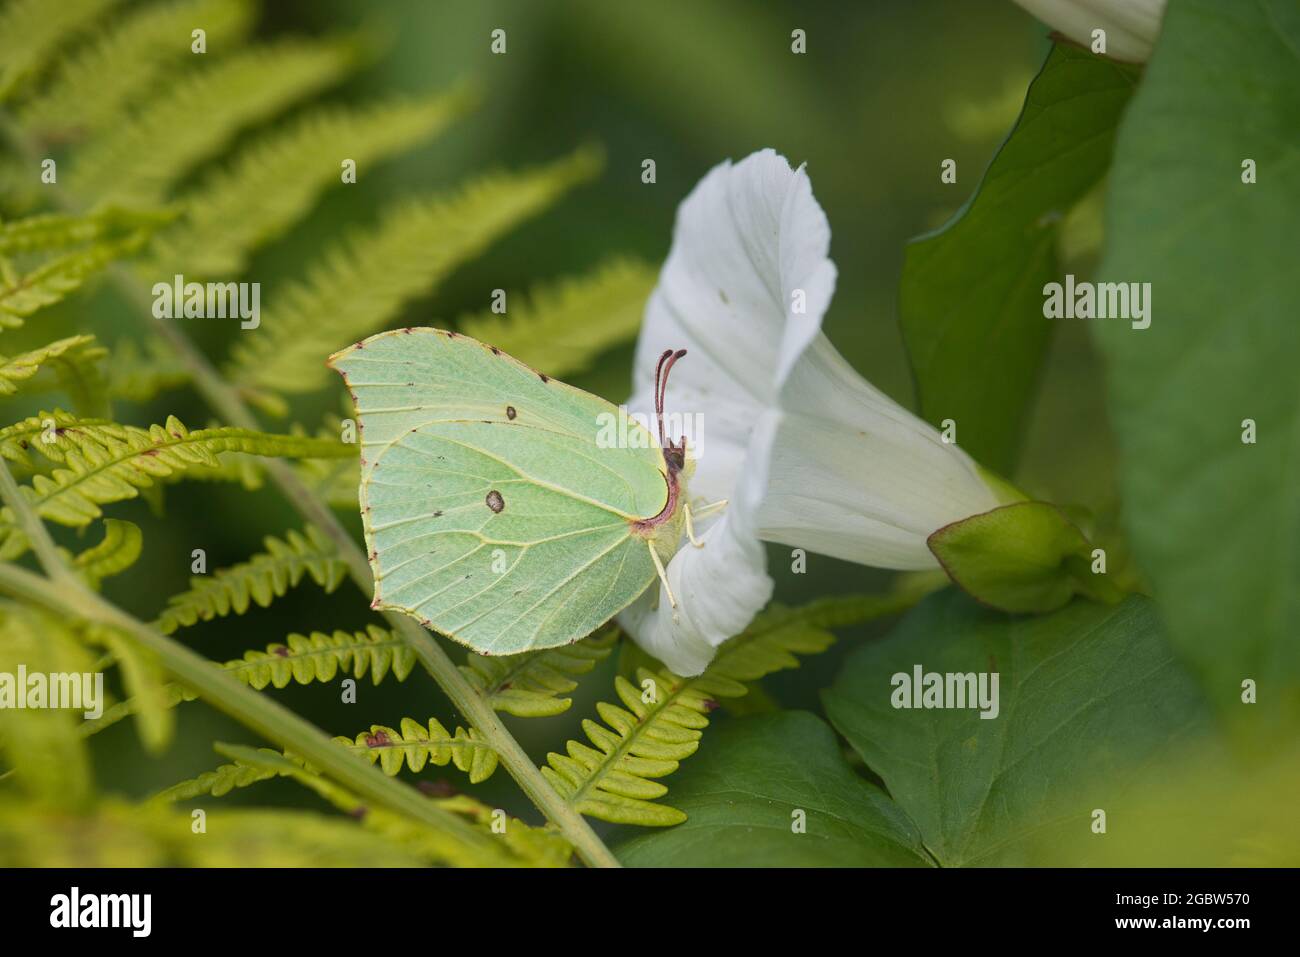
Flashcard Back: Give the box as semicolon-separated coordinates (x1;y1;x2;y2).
13;0;1113;825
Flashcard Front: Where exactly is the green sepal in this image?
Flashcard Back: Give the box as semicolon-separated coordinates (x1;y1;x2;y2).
927;501;1124;614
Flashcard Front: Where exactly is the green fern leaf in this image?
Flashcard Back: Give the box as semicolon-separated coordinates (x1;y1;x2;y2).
212;744;566;866
103;337;189;401
17;0;256;136
0;207;176;256
154;525;346;633
0;334;100;396
339;718;499;784
543;595;909;826
151;92;476;278
0;231;151;326
459;624;618;717
69;37;363;203
68;517;142;588
83;626;413;739
458;259;656;376
152;746;294;801
227;625;414;689
0;0;120;101
226;145;603;394
0;417;353;556
0;409;97;469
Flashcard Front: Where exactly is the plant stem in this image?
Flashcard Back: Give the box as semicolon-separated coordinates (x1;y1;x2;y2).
0;107;619;868
0;451;74;585
0;458;514;865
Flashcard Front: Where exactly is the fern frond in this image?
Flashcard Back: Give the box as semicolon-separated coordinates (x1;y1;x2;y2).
543;595;899;826
68;517;142;588
458;259;656;376
83;626;411;739
0;231;151;326
338;718;498;784
212;744;566;866
0;409;96;468
69;37;363;203
460;625;618;717
104;337;189;401
17;0;256;136
226;145;604;394
153;746;298;801
0;0;120;101
0;417;353;557
154;525;346;633
0;334;100;396
152;92;476;278
0;207;175;256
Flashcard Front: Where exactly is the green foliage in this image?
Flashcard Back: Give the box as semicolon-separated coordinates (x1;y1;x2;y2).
1091;0;1300;725
151;92;475;277
0;230;153;328
615;712;933;867
227;146;603;395
0;417;352;558
338;718;498;784
0;602;96;807
0;334;101;397
17;0;256;136
899;44;1138;472
823;591;1215;866
155;525;347;633
102;337;190;402
460;625;618;717
69;37;364;203
226;625;414;689
543;595;903;826
0;0;120;101
67;517;143;588
927;501;1123;612
458;258;657;376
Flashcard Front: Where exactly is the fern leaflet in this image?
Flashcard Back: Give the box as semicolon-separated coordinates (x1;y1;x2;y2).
151;92;475;277
226;145;603;394
17;0;256;136
460;624;618;717
543;595;913;826
0;0;120;101
458;258;656;376
155;525;347;633
0;417;353;557
69;37;362;203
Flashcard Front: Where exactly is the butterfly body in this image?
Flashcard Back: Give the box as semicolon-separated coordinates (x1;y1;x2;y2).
329;328;688;655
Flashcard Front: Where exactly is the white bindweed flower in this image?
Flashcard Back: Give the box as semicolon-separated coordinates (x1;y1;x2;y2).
617;149;1007;676
1011;0;1166;62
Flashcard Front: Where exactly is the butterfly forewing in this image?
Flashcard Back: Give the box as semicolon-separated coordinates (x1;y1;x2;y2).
329;328;669;654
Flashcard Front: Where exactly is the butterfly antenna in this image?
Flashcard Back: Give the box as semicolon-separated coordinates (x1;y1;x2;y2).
660;349;687;449
653;349;673;448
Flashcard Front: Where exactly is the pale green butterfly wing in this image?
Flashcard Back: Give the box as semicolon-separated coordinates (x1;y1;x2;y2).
328;328;669;655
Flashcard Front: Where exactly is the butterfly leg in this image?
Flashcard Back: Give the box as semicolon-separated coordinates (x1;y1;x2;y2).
684;499;728;547
647;540;677;608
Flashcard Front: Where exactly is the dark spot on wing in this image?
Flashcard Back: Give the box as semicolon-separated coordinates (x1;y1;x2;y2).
539;372;549;383
506;405;516;420
433;510;443;518
490;346;501;355
486;490;505;513
719;289;729;304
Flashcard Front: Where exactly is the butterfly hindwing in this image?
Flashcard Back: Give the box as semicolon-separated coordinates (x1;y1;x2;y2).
329;328;669;654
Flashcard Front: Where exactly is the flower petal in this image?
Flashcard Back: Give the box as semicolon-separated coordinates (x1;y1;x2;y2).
1012;0;1165;62
617;414;777;677
627;148;836;500
758;338;1003;569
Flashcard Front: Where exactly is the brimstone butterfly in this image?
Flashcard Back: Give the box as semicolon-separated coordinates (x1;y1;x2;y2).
329;328;712;656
